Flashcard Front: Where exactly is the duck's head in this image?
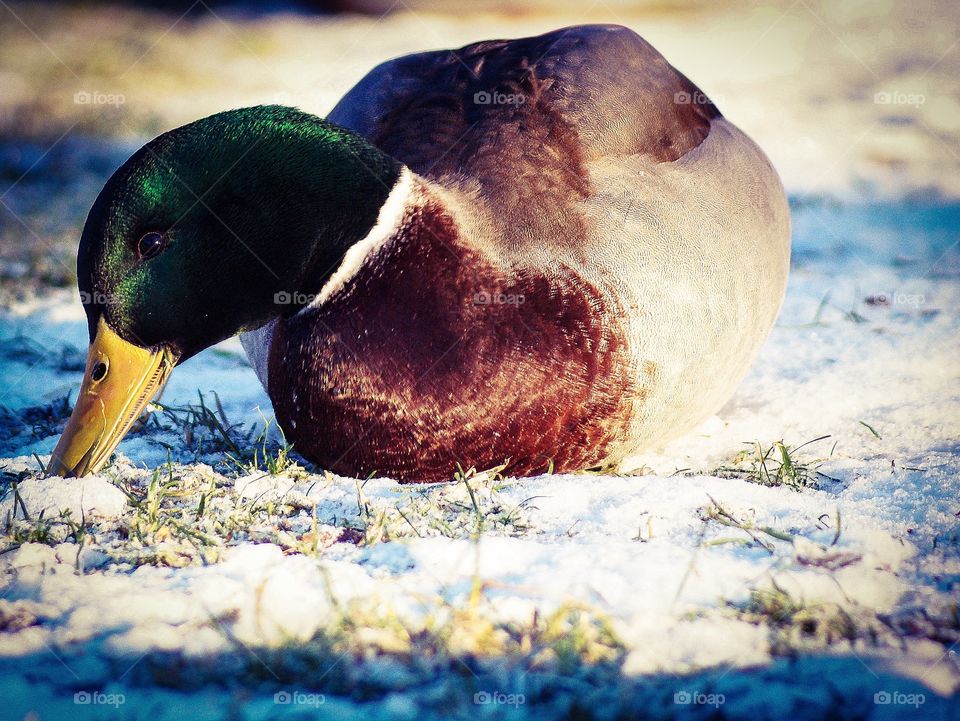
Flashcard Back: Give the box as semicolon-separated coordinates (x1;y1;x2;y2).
48;106;402;477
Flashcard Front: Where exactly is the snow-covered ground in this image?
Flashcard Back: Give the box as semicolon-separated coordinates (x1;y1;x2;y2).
1;1;958;719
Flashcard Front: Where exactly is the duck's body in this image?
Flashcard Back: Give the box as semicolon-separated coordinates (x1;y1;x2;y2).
49;25;789;482
241;25;790;480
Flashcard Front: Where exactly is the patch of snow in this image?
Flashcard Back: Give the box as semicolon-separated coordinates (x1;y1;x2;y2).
0;474;128;519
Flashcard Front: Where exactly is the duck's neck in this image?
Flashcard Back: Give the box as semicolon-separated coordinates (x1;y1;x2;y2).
304;166;416;309
263;124;404;320
240;166;432;392
156;114;407;361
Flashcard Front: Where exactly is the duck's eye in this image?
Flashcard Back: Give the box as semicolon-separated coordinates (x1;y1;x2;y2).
137;231;166;259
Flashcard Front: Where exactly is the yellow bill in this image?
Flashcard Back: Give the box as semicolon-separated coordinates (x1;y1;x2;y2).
47;316;177;477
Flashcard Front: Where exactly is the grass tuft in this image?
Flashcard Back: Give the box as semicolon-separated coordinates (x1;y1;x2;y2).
714;436;838;491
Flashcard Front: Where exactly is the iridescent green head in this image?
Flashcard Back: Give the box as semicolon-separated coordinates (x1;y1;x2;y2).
48;106;402;478
78;105;401;360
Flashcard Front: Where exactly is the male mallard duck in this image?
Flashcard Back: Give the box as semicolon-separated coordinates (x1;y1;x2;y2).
49;24;790;482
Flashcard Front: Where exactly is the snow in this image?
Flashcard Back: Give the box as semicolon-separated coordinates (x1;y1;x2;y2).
3;475;129;519
1;1;959;719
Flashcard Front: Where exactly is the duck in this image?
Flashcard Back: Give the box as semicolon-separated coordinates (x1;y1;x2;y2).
48;24;790;482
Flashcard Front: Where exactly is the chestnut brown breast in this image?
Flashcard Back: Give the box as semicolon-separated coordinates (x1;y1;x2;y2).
267;195;640;482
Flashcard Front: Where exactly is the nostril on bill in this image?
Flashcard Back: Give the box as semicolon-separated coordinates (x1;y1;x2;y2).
91;361;108;382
